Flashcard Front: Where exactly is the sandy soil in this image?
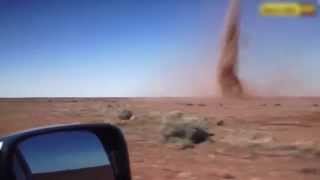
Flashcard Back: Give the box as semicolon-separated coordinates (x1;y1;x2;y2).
1;97;320;180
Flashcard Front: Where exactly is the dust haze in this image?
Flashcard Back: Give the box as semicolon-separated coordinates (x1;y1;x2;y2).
151;0;318;98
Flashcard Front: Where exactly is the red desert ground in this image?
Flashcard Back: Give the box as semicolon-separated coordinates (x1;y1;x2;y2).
1;97;320;180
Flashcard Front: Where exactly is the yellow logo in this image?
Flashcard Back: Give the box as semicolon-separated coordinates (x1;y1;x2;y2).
260;3;317;17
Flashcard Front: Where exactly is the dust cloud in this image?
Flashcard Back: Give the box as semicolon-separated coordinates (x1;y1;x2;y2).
216;0;246;98
148;0;317;98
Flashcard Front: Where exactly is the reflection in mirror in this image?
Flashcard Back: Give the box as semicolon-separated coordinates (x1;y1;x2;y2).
12;131;115;180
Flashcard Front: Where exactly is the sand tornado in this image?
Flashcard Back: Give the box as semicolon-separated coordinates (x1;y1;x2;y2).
216;0;245;98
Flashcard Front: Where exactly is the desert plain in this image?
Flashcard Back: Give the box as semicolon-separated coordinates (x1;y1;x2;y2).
1;97;320;180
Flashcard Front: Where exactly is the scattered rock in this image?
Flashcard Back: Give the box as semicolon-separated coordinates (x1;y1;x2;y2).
185;103;194;106
107;104;113;108
313;104;319;107
129;115;136;121
118;109;133;120
219;103;224;107
198;104;207;107
217;120;225;126
299;168;320;175
180;143;195;150
208;154;216;160
274;103;281;106
177;172;193;178
161;111;213;148
261;104;267;107
223;173;235;179
250;177;261;180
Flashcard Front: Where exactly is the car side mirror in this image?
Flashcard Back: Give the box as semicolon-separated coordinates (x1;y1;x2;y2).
0;123;131;180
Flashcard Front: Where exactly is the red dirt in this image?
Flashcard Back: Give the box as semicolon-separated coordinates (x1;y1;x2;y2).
1;97;320;180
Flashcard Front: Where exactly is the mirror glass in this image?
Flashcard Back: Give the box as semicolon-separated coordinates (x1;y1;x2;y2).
12;131;115;180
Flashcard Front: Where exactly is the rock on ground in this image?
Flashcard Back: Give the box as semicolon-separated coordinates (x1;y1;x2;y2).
118;109;133;120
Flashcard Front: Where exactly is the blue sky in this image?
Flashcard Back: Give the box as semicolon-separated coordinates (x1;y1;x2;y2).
0;0;319;97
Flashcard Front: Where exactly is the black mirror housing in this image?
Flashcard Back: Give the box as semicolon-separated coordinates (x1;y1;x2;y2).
0;123;131;180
